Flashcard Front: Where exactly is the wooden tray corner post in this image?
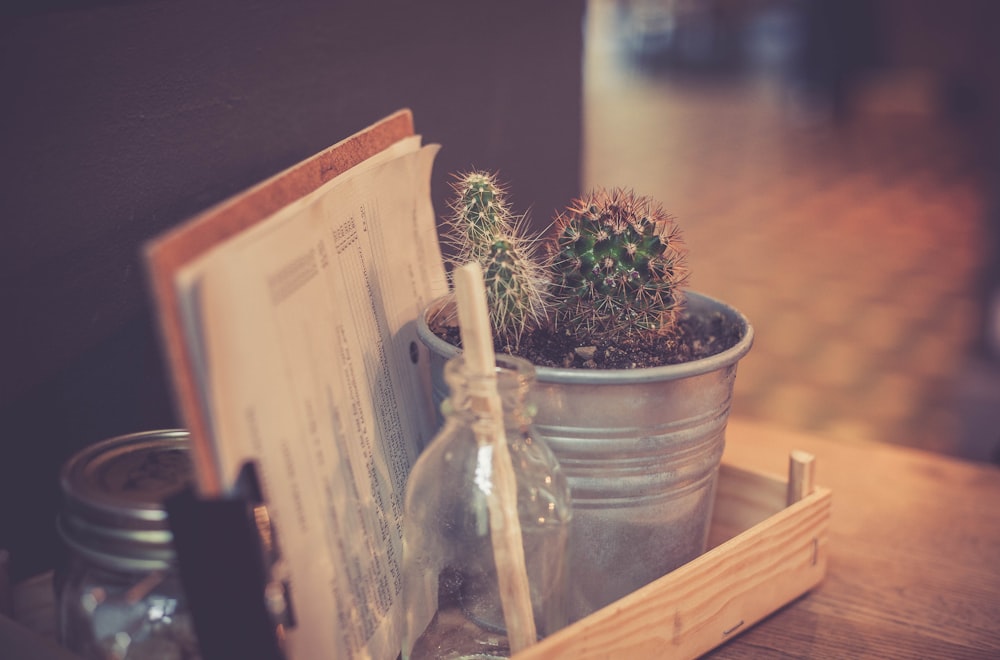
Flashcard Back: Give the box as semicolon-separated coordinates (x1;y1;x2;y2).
787;450;817;505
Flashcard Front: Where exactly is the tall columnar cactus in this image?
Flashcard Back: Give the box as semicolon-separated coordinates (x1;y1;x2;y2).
445;172;549;347
545;188;689;343
444;172;514;262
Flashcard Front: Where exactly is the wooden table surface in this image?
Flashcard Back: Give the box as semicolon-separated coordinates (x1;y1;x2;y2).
709;418;1000;659
4;418;998;659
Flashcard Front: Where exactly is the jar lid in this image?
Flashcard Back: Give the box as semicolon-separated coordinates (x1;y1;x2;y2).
58;429;193;571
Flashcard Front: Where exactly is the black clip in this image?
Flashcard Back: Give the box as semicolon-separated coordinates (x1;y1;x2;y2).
167;461;295;660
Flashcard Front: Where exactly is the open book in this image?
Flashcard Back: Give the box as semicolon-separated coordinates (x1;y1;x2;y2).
145;110;449;658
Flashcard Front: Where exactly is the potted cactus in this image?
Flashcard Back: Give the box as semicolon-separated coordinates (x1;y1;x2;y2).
417;172;754;621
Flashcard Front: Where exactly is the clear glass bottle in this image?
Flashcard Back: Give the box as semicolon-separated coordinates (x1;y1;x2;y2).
402;354;572;660
55;430;201;660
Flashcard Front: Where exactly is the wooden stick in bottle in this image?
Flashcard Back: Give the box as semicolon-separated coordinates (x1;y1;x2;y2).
453;262;537;653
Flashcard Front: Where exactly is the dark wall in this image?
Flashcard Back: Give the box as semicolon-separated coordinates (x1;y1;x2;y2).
0;0;584;581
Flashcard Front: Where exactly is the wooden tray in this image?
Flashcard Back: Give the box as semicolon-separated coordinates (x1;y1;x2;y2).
5;453;831;659
514;452;832;659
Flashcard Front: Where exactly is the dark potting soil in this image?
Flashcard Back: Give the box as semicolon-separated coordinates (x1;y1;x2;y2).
430;308;744;370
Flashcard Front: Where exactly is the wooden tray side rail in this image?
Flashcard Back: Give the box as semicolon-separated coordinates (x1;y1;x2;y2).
514;453;832;659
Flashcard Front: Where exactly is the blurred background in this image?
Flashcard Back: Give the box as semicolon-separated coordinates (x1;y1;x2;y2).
582;0;1000;463
1;0;999;593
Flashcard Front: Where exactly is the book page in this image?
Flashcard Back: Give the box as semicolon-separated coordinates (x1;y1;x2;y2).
175;139;447;659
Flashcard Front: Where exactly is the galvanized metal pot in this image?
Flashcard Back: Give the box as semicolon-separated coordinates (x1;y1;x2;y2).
416;290;754;621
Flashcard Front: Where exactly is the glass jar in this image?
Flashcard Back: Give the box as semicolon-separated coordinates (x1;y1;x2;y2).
402;354;572;660
55;429;202;660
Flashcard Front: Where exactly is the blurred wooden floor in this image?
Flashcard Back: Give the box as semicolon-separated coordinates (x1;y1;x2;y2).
583;1;999;461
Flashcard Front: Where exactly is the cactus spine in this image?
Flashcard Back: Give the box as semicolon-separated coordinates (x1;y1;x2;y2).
445;172;549;347
545;188;689;342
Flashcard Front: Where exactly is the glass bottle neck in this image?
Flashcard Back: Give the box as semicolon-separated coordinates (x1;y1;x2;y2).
442;354;536;430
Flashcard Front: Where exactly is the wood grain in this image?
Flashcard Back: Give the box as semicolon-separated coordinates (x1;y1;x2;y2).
515;419;1000;658
514;456;831;659
8;420;998;657
707;419;1000;659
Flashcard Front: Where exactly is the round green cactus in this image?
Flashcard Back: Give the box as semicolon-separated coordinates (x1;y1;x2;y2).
545;188;689;342
444;171;549;347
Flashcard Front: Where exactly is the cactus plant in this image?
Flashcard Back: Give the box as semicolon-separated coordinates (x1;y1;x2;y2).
443;172;515;262
440;173;690;352
545;188;689;343
443;172;549;347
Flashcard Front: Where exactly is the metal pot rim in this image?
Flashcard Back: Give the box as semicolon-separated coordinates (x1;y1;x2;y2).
418;290;754;384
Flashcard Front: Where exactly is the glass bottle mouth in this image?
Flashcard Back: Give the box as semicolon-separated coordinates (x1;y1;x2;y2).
443;352;536;384
442;353;538;421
